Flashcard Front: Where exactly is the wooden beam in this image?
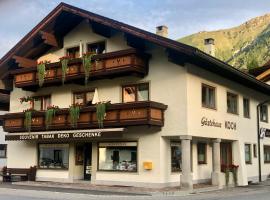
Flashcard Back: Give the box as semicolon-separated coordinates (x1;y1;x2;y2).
39;31;59;47
256;69;270;81
12;56;37;68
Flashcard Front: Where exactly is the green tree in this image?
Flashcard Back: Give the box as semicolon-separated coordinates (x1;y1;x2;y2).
246;56;259;70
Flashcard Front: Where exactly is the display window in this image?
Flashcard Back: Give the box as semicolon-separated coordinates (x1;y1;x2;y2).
38;144;69;169
98;142;137;172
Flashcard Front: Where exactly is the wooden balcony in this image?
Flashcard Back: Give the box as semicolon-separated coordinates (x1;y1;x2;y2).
1;101;167;133
11;49;150;90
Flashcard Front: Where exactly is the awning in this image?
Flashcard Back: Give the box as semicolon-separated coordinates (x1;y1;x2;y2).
5;128;125;141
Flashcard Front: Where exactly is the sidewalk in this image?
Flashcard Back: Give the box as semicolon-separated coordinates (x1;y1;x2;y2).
11;181;220;196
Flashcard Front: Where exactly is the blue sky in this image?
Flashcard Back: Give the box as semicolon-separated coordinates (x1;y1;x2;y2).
1;0;270;57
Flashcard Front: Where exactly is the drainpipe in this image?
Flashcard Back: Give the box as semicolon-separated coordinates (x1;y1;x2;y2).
257;100;270;182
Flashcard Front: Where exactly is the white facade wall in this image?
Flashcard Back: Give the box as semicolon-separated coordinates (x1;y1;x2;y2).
0;111;7;168
6;20;270;187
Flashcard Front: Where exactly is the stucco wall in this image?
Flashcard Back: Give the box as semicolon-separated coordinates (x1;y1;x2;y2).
6;18;270;186
186;64;270;184
0;111;7;168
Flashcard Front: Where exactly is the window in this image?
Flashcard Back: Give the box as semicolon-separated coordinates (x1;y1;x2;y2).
243;98;250;118
253;144;257;158
38;144;69;169
245;144;252;164
0;144;7;158
66;46;80;59
122;83;149;103
32;96;51;111
73;91;94;106
260;105;268;122
264;146;270;163
197;143;207;164
202;84;216;109
171;142;181;172
87;41;106;54
227;92;238;114
98;142;137;172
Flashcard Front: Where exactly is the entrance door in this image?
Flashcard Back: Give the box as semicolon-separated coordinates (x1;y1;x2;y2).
220;142;232;166
83;143;92;180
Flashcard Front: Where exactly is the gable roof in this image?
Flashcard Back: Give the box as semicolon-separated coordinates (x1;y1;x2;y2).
1;2;270;95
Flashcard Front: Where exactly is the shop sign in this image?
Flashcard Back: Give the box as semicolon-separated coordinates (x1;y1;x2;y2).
260;128;270;139
6;130;123;141
201;117;236;131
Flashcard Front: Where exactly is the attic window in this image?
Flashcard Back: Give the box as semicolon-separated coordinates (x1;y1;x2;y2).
66;46;80;58
87;41;106;54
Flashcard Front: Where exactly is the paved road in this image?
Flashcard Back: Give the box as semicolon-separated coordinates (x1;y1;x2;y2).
0;183;269;200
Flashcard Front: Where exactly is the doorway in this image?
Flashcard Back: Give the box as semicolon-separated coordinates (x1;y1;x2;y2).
220;142;232;166
83;143;92;180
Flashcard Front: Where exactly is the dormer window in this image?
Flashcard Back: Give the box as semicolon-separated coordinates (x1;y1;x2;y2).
66;46;80;59
87;41;106;54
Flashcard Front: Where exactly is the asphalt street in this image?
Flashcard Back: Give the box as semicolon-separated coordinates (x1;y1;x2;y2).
0;183;269;200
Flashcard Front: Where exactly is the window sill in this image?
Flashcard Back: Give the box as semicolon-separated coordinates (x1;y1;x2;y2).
202;105;217;111
37;167;69;170
198;162;207;165
227;111;239;116
264;161;270;164
97;170;138;173
245;162;252;165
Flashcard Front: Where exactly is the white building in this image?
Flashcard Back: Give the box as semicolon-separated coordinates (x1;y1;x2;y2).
0;3;269;189
0;90;9;168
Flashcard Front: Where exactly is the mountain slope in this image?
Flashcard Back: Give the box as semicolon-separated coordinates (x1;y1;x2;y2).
178;14;270;69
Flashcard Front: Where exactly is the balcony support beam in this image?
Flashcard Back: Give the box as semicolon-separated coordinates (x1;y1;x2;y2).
12;56;37;68
39;31;61;48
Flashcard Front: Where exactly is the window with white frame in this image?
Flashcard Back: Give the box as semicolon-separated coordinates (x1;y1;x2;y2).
227;92;238;114
260;105;268;122
0;144;7;158
202;84;216;109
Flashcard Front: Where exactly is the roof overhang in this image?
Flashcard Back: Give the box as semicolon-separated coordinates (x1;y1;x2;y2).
0;2;270;95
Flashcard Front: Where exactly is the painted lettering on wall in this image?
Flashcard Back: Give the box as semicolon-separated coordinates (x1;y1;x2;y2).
6;131;119;141
201;117;236;131
201;117;222;128
225;121;236;130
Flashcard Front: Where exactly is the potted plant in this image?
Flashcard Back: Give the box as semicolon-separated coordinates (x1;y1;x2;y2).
221;164;239;186
69;103;81;128
45;105;59;129
37;60;50;87
95;101;110;128
24;108;35;132
231;164;239;186
59;56;71;84
82;52;95;85
19;96;34;104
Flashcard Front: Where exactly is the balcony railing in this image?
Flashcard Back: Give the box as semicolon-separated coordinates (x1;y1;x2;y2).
11;49;150;90
1;101;167;133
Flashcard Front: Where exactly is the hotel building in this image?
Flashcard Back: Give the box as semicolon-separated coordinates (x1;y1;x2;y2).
0;3;270;189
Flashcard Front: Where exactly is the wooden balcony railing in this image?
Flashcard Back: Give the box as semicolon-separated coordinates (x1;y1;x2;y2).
1;101;167;133
11;49;150;90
